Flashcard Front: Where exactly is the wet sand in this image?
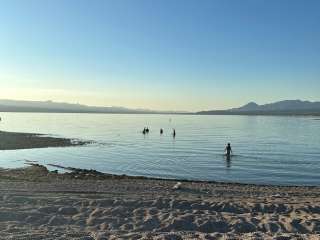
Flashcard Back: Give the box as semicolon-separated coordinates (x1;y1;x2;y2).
0;131;89;150
0;165;319;239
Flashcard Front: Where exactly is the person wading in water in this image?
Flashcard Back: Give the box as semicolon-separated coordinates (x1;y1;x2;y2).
225;143;232;156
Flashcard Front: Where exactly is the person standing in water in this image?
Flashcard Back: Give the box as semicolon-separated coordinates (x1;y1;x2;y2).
173;129;176;138
160;128;163;134
225;143;232;156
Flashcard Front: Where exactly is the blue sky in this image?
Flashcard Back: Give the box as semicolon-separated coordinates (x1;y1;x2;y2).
0;0;319;111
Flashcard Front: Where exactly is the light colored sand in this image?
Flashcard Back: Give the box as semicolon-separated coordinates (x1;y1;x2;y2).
0;166;319;239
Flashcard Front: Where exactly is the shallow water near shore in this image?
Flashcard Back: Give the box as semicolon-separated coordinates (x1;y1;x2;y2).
0;112;319;186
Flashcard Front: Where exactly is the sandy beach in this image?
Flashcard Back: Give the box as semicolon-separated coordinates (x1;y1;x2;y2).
0;164;319;240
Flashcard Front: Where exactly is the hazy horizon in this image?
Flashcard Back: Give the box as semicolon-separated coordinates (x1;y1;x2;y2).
1;0;319;111
0;98;320;115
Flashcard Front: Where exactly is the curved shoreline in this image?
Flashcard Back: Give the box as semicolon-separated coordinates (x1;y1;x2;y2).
45;163;320;188
0;130;91;150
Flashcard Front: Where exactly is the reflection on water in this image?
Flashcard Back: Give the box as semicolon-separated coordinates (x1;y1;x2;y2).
225;155;232;168
0;113;319;185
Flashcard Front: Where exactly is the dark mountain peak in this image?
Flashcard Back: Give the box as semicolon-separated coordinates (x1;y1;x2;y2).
232;102;260;111
197;99;320;115
229;99;320;112
243;102;259;107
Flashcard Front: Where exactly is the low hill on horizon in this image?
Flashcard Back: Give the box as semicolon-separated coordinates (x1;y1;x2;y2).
0;99;186;114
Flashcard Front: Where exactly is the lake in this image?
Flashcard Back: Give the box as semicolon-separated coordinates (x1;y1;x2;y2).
0;113;319;186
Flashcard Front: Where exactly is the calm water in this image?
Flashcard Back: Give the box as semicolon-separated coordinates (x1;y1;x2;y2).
0;113;319;186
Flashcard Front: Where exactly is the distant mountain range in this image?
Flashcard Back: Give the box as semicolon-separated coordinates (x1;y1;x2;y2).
0;99;185;114
0;99;319;115
197;100;320;115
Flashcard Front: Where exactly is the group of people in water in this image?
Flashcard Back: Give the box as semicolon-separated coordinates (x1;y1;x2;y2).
142;127;150;134
142;127;176;138
142;127;232;156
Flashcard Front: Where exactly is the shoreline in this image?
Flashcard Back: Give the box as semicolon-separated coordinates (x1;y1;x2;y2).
0;130;91;150
4;159;320;188
0;165;319;239
39;163;320;188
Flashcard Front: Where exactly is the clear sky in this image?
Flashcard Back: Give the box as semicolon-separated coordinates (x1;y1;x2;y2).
0;0;319;111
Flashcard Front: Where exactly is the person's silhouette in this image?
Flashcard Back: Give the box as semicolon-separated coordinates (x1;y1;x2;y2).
225;143;232;156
